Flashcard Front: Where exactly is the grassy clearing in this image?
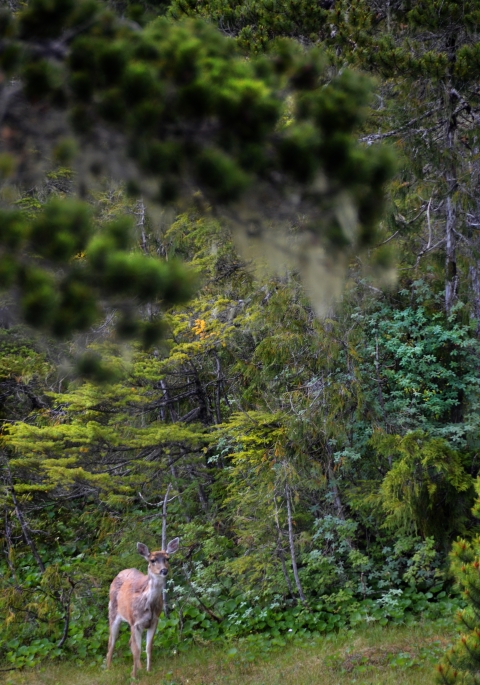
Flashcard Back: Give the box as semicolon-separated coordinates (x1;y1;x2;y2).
0;621;454;685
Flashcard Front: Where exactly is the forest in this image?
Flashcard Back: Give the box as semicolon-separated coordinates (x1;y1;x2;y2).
1;0;480;683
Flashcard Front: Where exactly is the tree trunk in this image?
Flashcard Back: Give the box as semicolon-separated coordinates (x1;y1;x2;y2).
444;179;458;316
469;263;480;335
285;485;307;604
445;39;458;316
3;509;17;577
273;498;295;599
10;485;45;574
2;454;45;574
161;483;173;617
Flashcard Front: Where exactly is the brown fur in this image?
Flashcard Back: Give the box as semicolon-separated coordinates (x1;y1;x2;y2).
110;569;159;627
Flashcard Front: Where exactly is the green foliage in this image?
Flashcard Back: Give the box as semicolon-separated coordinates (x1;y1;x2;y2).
0;217;476;672
169;0;334;53
0;504;462;670
358;291;480;441
9;0;392;215
0;194;195;354
0;0;395;349
373;432;474;542
437;534;480;684
3;0;480;674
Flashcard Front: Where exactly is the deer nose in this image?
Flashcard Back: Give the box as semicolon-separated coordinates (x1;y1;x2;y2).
161;568;168;576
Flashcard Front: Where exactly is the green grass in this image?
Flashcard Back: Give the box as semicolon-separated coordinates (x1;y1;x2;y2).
0;621;454;685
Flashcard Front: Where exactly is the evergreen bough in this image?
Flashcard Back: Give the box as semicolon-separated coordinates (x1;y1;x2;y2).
437;536;480;685
0;0;394;359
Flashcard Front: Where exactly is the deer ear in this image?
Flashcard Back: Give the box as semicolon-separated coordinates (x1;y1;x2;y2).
166;537;180;555
137;542;150;559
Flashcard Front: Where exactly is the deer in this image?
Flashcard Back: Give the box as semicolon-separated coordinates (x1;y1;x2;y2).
106;537;180;677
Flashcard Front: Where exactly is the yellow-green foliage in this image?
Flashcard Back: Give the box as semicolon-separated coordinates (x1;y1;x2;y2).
372;431;474;541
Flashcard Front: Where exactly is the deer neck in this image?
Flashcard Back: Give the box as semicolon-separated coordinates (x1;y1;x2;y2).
146;569;166;598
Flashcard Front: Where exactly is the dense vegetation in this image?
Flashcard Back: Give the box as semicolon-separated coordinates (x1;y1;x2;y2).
2;0;480;683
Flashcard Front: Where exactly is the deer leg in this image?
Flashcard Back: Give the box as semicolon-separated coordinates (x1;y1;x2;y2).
130;624;143;678
106;616;122;668
145;618;158;672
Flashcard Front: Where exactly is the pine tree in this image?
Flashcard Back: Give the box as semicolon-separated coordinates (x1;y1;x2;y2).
328;0;480;318
437;535;480;685
170;0;336;53
0;0;394;353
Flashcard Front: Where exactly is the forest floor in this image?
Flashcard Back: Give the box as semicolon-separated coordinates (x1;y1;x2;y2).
0;620;454;685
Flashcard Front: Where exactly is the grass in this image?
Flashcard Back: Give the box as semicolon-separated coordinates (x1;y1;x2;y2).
0;621;454;685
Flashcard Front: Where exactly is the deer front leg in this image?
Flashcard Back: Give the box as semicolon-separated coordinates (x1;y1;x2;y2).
106;616;122;668
145;618;158;672
130;624;143;678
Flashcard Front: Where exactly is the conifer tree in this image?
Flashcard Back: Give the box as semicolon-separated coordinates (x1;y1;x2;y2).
437;534;480;684
7;0;480;664
328;0;480;318
0;0;394;353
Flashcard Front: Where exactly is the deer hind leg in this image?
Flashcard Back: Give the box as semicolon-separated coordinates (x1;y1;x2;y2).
145;618;158;672
130;624;143;678
106;615;122;668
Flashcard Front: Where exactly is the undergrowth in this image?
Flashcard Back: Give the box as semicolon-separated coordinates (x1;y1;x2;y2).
0;585;462;669
0;620;456;685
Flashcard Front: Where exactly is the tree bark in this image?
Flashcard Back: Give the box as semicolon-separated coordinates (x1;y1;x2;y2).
469;263;480;335
161;482;173;617
444;176;458;316
10;485;45;573
445;40;458;316
2;455;45;574
161;482;173;551
273;498;295;599
3;508;17;577
57;580;76;648
285;485;307;604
